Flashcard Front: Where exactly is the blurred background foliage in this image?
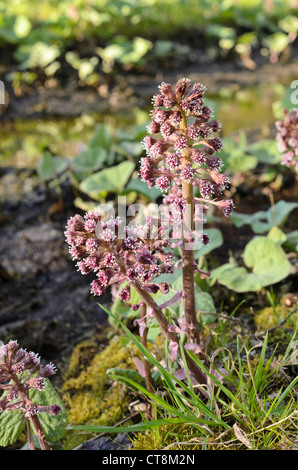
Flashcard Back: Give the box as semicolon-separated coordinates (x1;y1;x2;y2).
0;0;298;91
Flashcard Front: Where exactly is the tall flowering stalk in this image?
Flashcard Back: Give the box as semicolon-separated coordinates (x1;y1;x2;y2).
65;78;233;387
0;340;61;450
141;78;233;344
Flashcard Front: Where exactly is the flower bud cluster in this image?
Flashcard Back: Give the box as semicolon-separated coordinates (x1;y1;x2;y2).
275;107;298;173
141;78;234;217
65;209;175;300
0;340;61;418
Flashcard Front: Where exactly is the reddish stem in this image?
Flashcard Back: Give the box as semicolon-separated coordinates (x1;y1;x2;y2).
180;109;201;345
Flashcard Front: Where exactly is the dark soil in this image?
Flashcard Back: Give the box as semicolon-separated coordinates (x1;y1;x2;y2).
0;170;110;377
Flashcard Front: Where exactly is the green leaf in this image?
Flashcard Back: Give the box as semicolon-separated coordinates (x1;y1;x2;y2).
244;237;291;285
72;148;108;172
15;42;61;69
121;178;161;201
196;291;217;325
0;379;67;446
284;230;298;252
262;32;290;53
212;265;262;292
193;228;223;258
279;15;298;34
89;124;113;150
220;136;258;173
36;153;68;181
13;15;31;39
97;36;152;66
246;139;281;164
206;24;236;40
29;379;68;442
267;226;287;245
0;409;25;447
211;236;291;292
231;210;269;233
79;160;135;196
231;200;298;234
118;141;143;157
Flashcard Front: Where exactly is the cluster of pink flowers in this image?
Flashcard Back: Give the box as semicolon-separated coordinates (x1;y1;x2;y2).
0;340;61;418
141;78;234;217
65;209;176;301
275;107;298;173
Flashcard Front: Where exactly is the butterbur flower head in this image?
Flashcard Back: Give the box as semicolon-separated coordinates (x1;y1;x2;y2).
276;108;298;172
91;279;105;296
66;211;176;300
0;340;61;419
174;135;188;151
40;362;57;377
215;199;235;217
156;176;171;192
26;377;46;391
119;285;131;301
176;78;192;99
48;404;62;416
180;164;195;183
139;78;233;219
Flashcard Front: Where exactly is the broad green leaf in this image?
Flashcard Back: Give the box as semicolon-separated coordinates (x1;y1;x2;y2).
121;178;161;201
284;230;298;252
196;291;217;325
149;267;182;287
194;228;223;258
89;124;113;150
0;409;25;447
206;24;236;40
231;200;298;234
117;141;143;157
243;236;291;286
195;291;216;313
273;86;298;117
36;153;68;181
29;379;68;442
262;32;289;53
72;148;108;172
270;200;298;227
0;379;67;446
14;15;31;39
97;37;152;66
267;227;287;245
211;236;291;292
246;139;281;164
279;15;298;34
212;265;262;292
79;160;135;196
15;42;61;69
220;136;258;173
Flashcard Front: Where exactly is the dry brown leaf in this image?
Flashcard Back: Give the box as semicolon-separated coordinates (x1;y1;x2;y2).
233;423;253;449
